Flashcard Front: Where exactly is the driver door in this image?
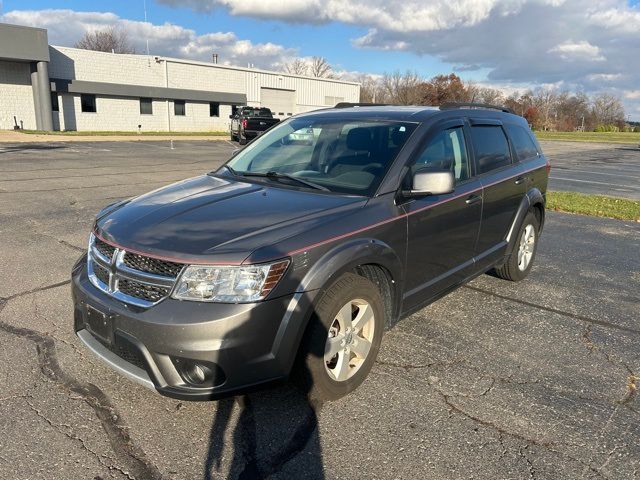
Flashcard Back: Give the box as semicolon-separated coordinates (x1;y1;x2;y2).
401;121;482;312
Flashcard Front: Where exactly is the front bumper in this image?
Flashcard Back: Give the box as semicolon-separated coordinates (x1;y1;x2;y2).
71;256;312;400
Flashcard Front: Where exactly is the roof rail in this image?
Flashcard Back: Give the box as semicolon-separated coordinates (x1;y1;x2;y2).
333;102;390;108
439;102;515;114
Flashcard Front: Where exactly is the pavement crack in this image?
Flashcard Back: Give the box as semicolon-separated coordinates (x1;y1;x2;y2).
3;279;71;301
25;399;130;479
429;382;607;478
581;325;637;408
374;356;467;371
463;285;640;336
518;444;536;480
0;316;162;480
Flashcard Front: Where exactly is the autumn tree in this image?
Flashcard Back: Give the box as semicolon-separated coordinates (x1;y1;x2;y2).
75;26;135;54
419;74;468;105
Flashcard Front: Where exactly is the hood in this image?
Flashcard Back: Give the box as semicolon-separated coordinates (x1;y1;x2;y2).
95;175;364;264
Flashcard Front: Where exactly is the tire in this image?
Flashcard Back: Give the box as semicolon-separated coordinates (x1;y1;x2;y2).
238;134;247;145
230;131;237;142
295;273;385;401
493;211;540;282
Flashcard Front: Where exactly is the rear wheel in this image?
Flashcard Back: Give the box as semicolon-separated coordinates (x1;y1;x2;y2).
238;132;247;145
493;211;540;281
296;273;385;401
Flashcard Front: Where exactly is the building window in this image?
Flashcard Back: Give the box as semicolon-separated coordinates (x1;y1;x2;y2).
81;94;96;113
140;98;153;115
174;100;186;116
51;92;59;112
209;102;220;117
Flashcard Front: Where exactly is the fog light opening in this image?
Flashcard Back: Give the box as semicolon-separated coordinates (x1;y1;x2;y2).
180;362;213;385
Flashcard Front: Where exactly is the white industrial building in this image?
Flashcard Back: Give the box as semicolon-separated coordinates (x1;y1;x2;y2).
0;23;360;132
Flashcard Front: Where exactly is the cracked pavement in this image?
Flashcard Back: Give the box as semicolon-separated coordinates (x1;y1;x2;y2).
0;140;638;479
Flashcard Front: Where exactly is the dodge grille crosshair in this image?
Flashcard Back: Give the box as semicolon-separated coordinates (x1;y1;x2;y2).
87;234;185;307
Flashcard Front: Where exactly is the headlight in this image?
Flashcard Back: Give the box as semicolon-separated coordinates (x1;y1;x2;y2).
172;260;289;303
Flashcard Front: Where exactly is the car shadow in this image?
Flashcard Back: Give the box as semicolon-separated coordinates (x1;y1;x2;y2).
203;292;326;479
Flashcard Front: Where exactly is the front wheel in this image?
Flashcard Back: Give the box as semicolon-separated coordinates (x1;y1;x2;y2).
493;211;540;281
295;273;385;401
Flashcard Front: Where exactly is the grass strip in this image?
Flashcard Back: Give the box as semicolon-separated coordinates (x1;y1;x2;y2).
536;131;640;145
547;191;640;221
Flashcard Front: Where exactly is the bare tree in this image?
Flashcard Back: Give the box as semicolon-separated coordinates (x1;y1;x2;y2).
75;26;135;54
357;74;383;103
381;71;423;105
309;56;334;78
475;87;505;106
283;58;309;76
592;93;625;127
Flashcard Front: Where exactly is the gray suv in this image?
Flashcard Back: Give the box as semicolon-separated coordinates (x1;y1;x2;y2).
71;103;549;401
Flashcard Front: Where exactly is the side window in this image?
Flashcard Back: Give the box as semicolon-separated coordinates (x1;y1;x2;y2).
505;124;539;161
80;94;96;113
413;127;470;183
470;125;511;174
174;100;186;116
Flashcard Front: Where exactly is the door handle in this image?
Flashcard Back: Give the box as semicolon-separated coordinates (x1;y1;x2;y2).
514;176;526;185
465;194;481;205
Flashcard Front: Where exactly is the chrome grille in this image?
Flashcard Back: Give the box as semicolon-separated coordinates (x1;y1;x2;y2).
93;262;110;286
94;237;116;260
117;279;169;303
87;233;184;307
123;252;183;277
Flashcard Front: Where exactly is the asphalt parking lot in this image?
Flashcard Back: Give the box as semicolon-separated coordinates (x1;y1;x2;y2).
0;140;638;480
540;140;640;199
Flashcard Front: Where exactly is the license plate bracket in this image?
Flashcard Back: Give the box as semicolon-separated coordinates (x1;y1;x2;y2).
85;305;112;344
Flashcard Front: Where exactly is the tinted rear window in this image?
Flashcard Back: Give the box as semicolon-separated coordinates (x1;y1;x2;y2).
506;124;539;161
470;126;511;174
243;108;272;117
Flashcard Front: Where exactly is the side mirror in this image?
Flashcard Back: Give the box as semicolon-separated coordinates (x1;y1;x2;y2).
230;149;241;157
229;114;235;119
404;169;454;197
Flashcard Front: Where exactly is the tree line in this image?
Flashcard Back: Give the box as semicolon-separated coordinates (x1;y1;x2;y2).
357;72;633;132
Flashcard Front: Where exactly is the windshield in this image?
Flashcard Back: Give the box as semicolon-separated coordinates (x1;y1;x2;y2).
223;117;417;196
242;108;272;117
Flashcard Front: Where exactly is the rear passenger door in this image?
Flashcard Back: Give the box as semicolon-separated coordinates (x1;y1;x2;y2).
402;121;482;311
469;119;525;271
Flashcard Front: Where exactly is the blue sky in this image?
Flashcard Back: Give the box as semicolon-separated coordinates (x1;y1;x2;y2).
1;0;454;77
1;0;639;118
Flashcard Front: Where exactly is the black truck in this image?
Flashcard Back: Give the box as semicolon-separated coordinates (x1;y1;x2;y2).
230;107;280;145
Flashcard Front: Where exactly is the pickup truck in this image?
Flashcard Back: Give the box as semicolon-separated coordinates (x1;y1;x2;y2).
230;107;280;145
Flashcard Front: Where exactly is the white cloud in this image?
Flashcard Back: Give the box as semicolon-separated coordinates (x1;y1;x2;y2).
625;91;640;100
0;9;298;69
156;0;640;118
548;40;604;61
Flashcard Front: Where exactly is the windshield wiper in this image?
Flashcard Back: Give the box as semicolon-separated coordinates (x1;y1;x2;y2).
240;171;330;191
221;164;239;176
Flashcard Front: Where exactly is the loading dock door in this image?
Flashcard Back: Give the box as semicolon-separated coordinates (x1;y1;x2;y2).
260;88;295;119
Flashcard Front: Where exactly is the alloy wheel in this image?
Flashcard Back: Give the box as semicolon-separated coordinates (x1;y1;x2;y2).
324;299;376;382
517;224;535;271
